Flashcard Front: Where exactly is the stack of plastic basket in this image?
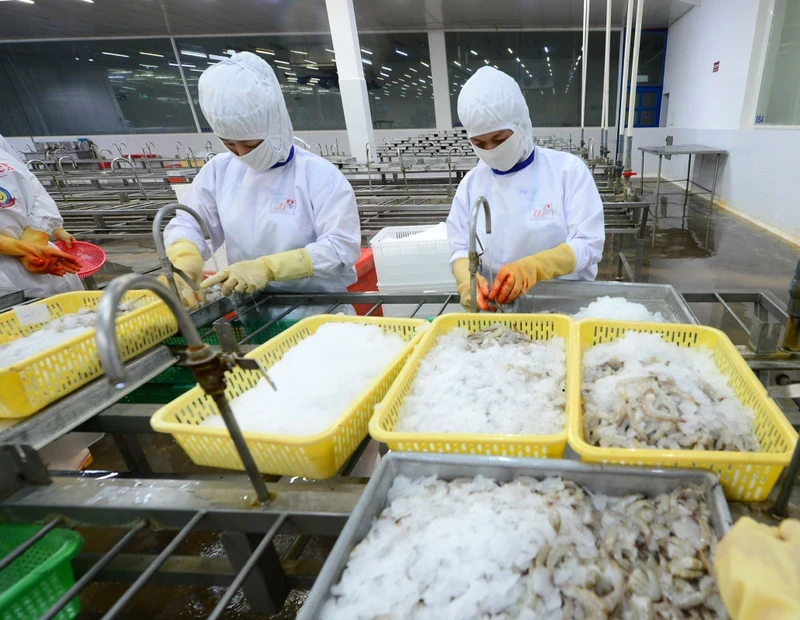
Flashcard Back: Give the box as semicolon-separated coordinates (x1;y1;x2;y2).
370;224;457;318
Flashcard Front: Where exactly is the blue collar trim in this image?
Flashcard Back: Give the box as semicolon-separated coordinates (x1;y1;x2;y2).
491;147;535;175
271;145;295;169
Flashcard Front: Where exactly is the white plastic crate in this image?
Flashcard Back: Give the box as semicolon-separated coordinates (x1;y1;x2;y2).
369;225;453;287
377;281;459;318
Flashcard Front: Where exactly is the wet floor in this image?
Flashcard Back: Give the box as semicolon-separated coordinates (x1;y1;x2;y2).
83;185;799;618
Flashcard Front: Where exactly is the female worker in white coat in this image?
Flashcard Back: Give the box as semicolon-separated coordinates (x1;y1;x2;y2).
0;147;82;297
446;67;605;310
163;52;361;314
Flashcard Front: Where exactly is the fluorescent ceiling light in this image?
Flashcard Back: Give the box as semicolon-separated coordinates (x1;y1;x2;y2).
89;58;94;62
290;50;307;55
182;50;207;58
508;48;513;54
544;46;549;53
139;52;164;58
140;64;158;68
516;57;520;62
102;52;129;58
361;48;372;55
285;71;296;76
453;60;461;67
409;67;417;72
577;55;581;61
419;79;425;84
404;73;411;78
470;50;478;56
420;61;429;67
16;1;34;5
382;66;392;72
256;49;275;56
396;49;408;56
362;58;372;65
467;68;472;72
521;63;525;68
380;72;390;77
208;54;227;61
325;48;335;53
484;59;489;64
546;56;550;62
169;62;195;68
375;96;380;100
274;60;290;65
108;75;125;79
190;68;204;73
75;56;79;60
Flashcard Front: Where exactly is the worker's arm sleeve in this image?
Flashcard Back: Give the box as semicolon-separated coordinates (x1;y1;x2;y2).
446;175;472;264
163;163;224;261
305;169;361;277
563;158;605;274
23;167;63;235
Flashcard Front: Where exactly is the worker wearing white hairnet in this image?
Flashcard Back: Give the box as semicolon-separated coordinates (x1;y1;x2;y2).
446;67;604;310
0;148;82;297
163;52;361;313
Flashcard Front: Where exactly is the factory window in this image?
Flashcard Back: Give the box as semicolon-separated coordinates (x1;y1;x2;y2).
445;31;620;129
755;0;800;126
357;33;436;130
0;40;197;136
175;36;346;133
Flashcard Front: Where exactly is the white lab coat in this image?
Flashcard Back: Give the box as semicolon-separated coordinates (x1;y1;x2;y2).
0;149;82;297
163;147;361;317
446;146;605;281
0;136;16;161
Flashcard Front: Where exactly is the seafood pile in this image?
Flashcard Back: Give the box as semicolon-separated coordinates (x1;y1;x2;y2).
583;332;759;451
0;301;140;369
573;296;665;322
321;475;725;619
203;323;406;435
394;324;566;435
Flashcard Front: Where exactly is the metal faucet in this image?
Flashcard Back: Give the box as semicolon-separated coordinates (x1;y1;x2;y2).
365;141;373;189
111;157;148;199
205;152;216;162
447;146;465;197
205;140;213;153
587;137;596;161
334;138;340;156
468;196;492;313
175;141;183;159
316;142;323;156
152;203;213;301
185;146;197;167
28;159;68;201
781;259;800;352
56;155;78;176
96;274;270;503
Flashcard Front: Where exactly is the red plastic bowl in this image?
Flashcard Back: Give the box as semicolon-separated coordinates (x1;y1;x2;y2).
54;240;107;278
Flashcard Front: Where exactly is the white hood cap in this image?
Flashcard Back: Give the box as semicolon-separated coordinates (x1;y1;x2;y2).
199;52;293;165
457;66;533;148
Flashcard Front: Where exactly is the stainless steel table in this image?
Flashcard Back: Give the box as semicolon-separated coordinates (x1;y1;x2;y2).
638;144;728;243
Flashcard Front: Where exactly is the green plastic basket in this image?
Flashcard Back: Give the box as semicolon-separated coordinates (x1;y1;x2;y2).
0;525;84;620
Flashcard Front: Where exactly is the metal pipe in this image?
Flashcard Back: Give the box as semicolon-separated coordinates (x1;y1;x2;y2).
152;203;213;301
41;520;148;620
468;196;492;313
447;146;465;197
618;0;635;151
56;155;78;176
175;141;183;159
587;137;595;161
602;0;613;157
782;259;800;352
580;0;590;146
111;157;149;199
185;146;197;167
365;141;373;190
334;138;340;156
207;515;287;619
101;511;206;619
96;274;203;387
316;142;323;156
624;0;645;175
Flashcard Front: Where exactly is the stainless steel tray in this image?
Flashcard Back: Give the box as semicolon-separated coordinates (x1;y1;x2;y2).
513;281;699;324
0;289;24;312
300;453;731;618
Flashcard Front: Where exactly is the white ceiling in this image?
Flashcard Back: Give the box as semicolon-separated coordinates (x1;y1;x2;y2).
0;0;699;41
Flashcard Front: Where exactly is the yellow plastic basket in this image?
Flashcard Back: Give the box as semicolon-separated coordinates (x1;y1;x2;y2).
150;315;427;479
568;319;798;501
369;313;575;458
0;291;178;419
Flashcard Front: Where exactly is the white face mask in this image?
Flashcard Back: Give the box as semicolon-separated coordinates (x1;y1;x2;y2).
236;139;282;171
471;130;527;172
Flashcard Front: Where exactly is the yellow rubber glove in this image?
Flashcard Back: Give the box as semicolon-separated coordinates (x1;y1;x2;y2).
163;239;205;309
17;228;82;274
715;516;800;620
452;257;491;311
0;233;47;269
488;243;576;305
201;248;313;297
52;226;76;248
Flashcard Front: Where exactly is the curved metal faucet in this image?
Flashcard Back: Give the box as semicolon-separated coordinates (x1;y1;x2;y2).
205;152;216;162
447;146;465;197
316;142;323;157
396;147;409;198
56;155;78;177
365;141;373;189
28;158;67;201
152;203;213;301
96;273;270;503
587;137;596;161
99;148;115;161
293;136;311;151
175;141;183;159
334;138;340;156
469;196;492;313
111;157;148;199
204;140;213;153
185;146;197;168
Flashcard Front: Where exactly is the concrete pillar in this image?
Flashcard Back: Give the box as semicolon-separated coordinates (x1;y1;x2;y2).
428;30;453;129
325;0;375;161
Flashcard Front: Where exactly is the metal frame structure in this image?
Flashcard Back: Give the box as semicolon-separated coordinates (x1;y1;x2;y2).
0;286;798;616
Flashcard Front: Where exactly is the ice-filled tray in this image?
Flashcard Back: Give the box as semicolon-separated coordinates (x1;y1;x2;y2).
513;281;698;324
299;452;732;619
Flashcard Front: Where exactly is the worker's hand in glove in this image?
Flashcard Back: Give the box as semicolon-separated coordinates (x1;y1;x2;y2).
488;243;577;305
162;239;205;309
52;226;76;248
201;249;313;297
715;516;800;619
19;228;82;274
452;257;492;311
